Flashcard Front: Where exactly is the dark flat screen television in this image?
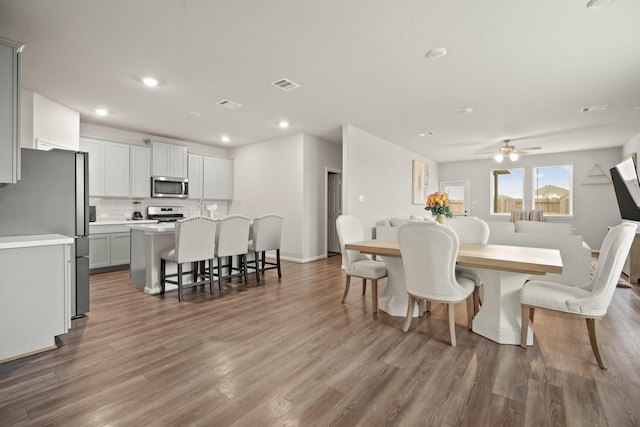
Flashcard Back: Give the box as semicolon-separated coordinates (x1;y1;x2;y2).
610;157;640;222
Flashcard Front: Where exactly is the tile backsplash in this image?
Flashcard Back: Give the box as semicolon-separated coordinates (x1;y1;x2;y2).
90;198;241;221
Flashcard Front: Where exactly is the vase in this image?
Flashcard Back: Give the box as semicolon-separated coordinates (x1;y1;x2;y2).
436;214;447;224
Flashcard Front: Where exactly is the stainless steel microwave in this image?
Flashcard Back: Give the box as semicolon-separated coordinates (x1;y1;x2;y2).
151;176;189;198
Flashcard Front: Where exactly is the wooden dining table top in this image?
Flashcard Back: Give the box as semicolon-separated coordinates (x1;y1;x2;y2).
345;239;563;276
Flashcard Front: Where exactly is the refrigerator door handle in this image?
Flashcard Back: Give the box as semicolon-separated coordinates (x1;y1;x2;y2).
76;152;89;237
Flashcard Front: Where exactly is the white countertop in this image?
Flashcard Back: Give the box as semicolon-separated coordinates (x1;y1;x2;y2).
128;223;176;233
90;220;158;226
0;234;74;250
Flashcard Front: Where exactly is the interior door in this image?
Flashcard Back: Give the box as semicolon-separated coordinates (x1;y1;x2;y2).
328;172;342;253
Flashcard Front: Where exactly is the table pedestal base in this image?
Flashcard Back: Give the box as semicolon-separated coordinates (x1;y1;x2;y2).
472;269;533;346
378;257;419;317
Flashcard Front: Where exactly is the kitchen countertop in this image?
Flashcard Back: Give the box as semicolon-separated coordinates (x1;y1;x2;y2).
0;234;74;250
128;223;176;233
90;220;158;226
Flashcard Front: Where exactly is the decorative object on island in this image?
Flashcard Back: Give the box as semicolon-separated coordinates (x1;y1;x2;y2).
425;191;452;224
412;160;430;205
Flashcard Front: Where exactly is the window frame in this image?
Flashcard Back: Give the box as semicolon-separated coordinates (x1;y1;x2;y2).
531;164;574;217
489;168;525;216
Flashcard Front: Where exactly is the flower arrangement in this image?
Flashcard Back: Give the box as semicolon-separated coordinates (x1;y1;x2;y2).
425;191;453;218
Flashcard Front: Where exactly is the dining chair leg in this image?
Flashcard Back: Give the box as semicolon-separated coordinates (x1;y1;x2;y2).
521;305;530;348
177;263;184;302
587;318;606;369
362;278;367;296
341;275;351;303
160;259;166;294
529;307;535;323
447;303;457;347
426;301;431;313
466;294;474;330
261;251;266;272
371;279;378;319
276;249;282;278
217;258;223;292
402;295;416;332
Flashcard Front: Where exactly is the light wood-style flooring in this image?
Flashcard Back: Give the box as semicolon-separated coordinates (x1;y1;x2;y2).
1;256;640;426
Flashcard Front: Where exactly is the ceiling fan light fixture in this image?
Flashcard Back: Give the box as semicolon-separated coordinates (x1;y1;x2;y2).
494;153;504;163
509;152;519;161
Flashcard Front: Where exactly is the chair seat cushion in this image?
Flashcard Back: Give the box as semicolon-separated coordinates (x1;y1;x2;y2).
160;248;176;262
521;280;591;314
347;259;387;279
455;266;482;287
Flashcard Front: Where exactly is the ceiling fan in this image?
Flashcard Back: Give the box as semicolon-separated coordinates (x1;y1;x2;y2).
475;139;542;162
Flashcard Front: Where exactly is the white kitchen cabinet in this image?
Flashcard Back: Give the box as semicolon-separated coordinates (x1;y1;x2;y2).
0;235;72;363
89;231;131;270
130;145;150;198
0;37;23;185
203;157;233;200
80;138;132;197
152;141;187;178
104;142;130;197
188;154;203;200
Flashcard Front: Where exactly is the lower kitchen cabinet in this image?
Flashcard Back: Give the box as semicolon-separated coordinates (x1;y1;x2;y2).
89;232;130;270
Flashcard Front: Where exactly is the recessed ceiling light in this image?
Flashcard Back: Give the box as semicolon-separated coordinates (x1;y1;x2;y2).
418;131;436;137
586;0;615;9
188;111;202;118
425;47;447;59
142;76;159;87
95;108;108;116
460;107;474;115
221;135;230;143
279;120;289;129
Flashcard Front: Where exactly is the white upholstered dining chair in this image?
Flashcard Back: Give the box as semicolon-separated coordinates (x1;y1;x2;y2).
213;215;251;289
160;216;217;302
448;216;490;314
398;221;475;346
520;222;636;368
336;215;387;318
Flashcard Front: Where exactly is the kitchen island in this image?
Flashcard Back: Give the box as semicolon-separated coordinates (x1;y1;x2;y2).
129;223;177;294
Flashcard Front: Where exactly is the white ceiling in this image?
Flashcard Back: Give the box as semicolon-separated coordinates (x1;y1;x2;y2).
1;0;639;162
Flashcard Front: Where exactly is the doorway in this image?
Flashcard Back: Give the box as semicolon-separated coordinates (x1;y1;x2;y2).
326;169;342;256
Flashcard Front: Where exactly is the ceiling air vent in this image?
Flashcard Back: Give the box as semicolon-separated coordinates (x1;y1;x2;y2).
580;104;608;113
270;78;301;91
216;99;242;109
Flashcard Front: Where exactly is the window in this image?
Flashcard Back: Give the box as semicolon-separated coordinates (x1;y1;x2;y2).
440;180;470;215
532;165;572;216
491;168;524;214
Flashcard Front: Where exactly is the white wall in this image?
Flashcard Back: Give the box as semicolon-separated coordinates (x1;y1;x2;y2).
342;125;439;239
622;132;640;158
20;90;80;150
79;123;228;157
231;134;304;261
439;147;622;250
302;134;342;260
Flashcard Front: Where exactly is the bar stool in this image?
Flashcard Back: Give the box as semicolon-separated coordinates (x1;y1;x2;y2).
213;215;251;289
247;214;283;282
160;216;217;302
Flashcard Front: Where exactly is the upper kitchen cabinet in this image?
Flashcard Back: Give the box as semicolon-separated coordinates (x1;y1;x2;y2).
203;157;233;200
151;141;187;178
188;154;203;200
0;37;24;184
130;145;150;198
80;138;130;197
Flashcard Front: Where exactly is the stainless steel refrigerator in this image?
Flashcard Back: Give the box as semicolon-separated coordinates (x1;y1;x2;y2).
0;148;89;317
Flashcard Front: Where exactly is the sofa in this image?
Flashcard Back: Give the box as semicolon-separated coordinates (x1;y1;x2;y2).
486;221;591;286
375;218;592;286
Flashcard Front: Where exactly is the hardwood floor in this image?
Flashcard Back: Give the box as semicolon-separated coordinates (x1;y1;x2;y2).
1;256;640;426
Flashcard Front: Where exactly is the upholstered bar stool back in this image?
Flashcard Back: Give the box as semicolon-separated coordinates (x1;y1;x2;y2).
160;216;217;302
214;215;251;287
248;214;284;282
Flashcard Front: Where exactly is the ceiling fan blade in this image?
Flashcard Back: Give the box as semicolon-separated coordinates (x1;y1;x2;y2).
475;150;500;155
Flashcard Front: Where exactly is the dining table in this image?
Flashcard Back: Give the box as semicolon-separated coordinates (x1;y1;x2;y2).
345;239;563;345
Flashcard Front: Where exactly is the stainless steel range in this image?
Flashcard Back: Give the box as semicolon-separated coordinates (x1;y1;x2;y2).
147;206;185;222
